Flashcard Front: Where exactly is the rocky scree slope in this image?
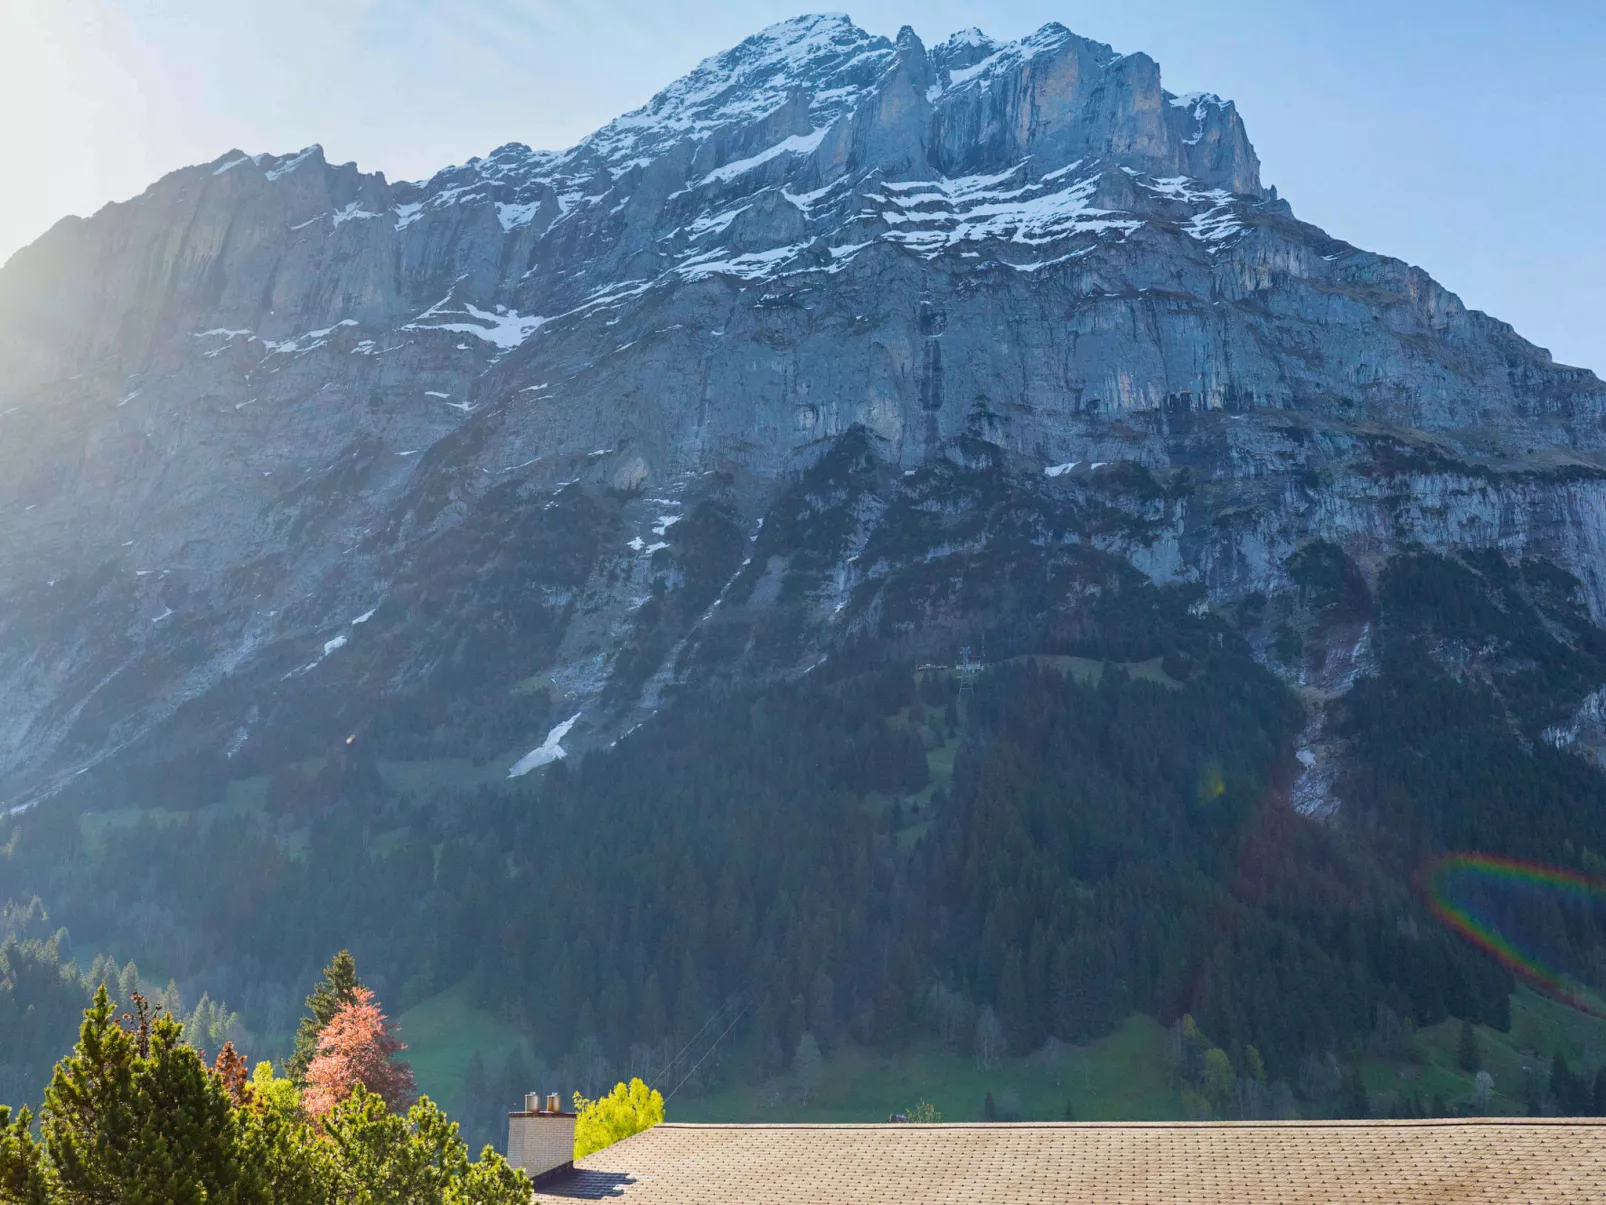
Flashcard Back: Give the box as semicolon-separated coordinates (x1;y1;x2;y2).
0;13;1603;811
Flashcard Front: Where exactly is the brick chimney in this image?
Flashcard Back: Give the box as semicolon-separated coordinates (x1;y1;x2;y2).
507;1091;577;1184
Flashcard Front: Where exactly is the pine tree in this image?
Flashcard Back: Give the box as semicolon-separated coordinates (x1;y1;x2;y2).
322;1089;529;1204
0;1102;49;1203
1339;1064;1370;1119
459;1051;494;1155
1456;1019;1480;1073
288;950;364;1083
1550;1052;1587;1115
32;988;268;1204
494;1047;535;1128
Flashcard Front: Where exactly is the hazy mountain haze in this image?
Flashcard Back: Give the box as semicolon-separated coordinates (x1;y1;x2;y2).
1;0;1602;372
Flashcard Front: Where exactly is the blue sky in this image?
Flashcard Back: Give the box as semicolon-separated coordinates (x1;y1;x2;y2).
3;0;1601;372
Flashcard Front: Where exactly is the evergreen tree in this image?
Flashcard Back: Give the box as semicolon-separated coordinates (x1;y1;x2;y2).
321;1088;529;1204
493;1048;534;1132
1550;1052;1587;1116
0;984;528;1205
0;1103;48;1204
288;950;364;1083
459;1052;494;1155
24;988;270;1203
1456;1019;1480;1073
1339;1065;1370;1119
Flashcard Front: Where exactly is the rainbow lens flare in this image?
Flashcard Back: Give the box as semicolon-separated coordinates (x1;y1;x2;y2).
1421;852;1606;1017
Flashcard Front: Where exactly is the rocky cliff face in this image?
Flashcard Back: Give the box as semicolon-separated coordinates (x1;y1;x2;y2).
1;13;1603;811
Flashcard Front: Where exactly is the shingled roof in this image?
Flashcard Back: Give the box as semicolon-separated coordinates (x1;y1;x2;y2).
533;1118;1606;1204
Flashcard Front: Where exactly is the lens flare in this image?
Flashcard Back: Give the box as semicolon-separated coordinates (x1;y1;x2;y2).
1421;852;1606;1017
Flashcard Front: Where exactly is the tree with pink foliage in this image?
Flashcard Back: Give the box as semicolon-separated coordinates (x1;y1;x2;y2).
302;985;417;1118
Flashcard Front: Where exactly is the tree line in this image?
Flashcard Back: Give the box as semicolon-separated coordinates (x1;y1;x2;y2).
3;549;1606;1119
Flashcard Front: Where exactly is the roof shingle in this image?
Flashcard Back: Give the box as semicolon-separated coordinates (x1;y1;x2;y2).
534;1118;1606;1204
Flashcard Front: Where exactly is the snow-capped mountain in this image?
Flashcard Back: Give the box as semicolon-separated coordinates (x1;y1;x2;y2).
0;13;1603;811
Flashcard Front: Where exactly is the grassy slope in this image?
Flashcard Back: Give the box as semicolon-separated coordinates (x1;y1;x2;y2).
389;982;1606;1124
397;980;528;1114
668;1015;1184;1124
1363;987;1606;1115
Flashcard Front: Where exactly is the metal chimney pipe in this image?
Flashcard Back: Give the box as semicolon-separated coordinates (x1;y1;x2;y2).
525;1092;541;1113
547;1092;562;1113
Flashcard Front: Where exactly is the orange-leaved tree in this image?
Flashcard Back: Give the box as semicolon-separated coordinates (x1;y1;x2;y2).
302;985;416;1118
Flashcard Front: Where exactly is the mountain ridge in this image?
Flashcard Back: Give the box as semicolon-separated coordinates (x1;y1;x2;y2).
0;10;1602;812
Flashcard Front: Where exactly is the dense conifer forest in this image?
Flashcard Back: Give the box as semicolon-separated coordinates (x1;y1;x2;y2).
6;545;1606;1127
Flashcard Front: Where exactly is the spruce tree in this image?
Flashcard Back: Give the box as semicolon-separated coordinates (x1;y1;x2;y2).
1550;1052;1587;1115
1456;1018;1480;1072
287;950;363;1083
1339;1065;1370;1119
460;1052;493;1154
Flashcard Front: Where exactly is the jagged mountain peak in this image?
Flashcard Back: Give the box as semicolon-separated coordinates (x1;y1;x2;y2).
0;10;1277;394
0;10;1603;816
393;13;1262;220
573;13;891;169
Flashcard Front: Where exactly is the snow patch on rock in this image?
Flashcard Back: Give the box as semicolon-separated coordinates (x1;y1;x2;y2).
508;712;582;777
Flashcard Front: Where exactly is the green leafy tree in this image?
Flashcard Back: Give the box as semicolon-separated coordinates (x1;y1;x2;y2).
571;1079;664;1160
1245;1045;1267;1086
1202;1048;1236;1116
250;1062;304;1119
290;951;364;1083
